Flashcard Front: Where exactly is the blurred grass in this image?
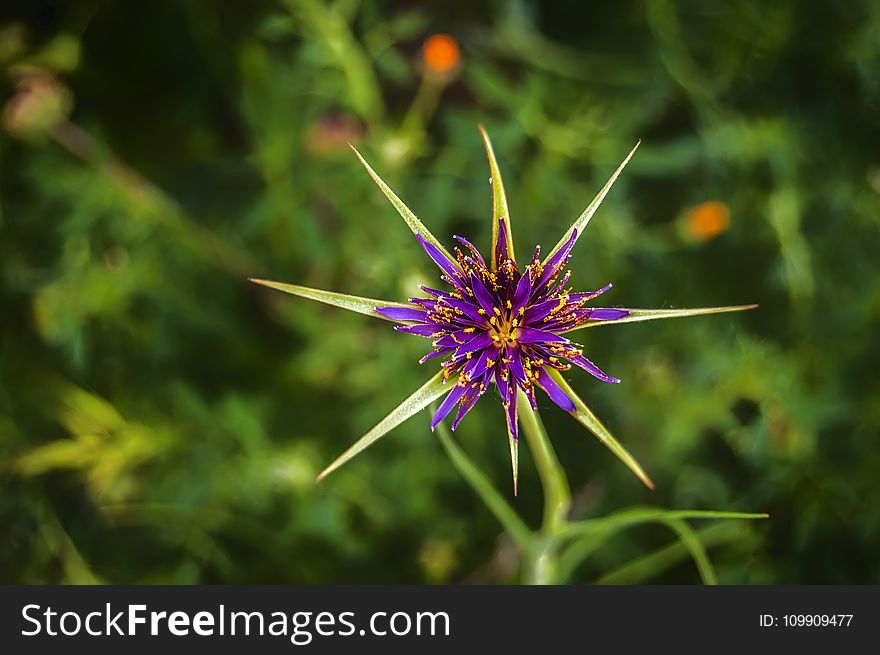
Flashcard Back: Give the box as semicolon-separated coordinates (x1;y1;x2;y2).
1;0;878;584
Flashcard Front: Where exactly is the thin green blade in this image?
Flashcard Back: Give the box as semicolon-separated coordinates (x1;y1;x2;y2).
249;278;411;321
507;424;519;497
479;125;515;268
562;507;771;538
562;304;758;333
557;506;769;579
547;368;655;489
544;140;640;264
595;522;743;585
349;145;455;262
665;518;718;585
316;372;448;481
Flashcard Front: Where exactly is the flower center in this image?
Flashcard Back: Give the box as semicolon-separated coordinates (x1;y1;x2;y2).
488;304;523;347
492;319;516;346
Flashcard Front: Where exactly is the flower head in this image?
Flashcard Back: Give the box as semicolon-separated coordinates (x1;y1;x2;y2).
422;34;460;76
377;221;627;441
686;200;730;242
250;126;756;493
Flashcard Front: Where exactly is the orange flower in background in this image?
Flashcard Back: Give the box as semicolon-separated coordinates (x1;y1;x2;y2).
687;201;730;241
422;34;460;75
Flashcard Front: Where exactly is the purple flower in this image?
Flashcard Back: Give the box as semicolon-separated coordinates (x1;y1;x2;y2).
376;222;625;441
251;127;756;492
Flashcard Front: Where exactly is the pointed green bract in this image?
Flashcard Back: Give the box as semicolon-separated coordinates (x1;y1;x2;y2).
479;125;515;268
547;368;655;489
249;278;412;321
562;304;758;333
349;145;455;263
316;372;448;481
544;140;640;264
507;425;519;496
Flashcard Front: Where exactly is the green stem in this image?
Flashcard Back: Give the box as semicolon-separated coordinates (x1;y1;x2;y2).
518;392;570;534
518;392;571;584
400;74;445;145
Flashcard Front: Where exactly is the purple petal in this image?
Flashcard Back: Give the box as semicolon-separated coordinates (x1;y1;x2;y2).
494;217;511;266
408;297;437;308
534;368;576;412
521;381;538;410
435;329;480;349
440;296;490;326
541;307;592;330
511;272;532;312
514;327;570;344
419;348;446;364
464;349;492;379
417;234;462;282
394;323;444;337
588;308;630;321
440;274;468;293
453;235;486;267
495;361;511;402
375;306;427;322
568;283;613;304
454;331;494;359
469;271;498;315
535;229;577;289
508;348;526;383
570;354;621;384
544;229;577;271
451;371;491;430
504;387;518;441
521;298;562;324
419;285;445;298
551;270;571;293
431;383;467;430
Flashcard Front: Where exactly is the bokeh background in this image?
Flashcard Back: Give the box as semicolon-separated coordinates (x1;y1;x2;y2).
2;0;878;584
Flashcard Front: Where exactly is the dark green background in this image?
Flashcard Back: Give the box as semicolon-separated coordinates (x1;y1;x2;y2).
1;0;878;583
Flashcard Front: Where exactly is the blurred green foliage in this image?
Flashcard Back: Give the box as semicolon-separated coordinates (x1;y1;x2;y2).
1;0;878;584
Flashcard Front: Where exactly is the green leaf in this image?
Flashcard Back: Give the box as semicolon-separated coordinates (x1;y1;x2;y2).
563;304;758;332
544;140;640;264
595;522;747;585
479;125;515;268
546;368;655;489
349;145;455;262
665;518;718;585
435;421;532;550
316;372;448;481
560;506;770;539
557;506;768;580
249;278;411;321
